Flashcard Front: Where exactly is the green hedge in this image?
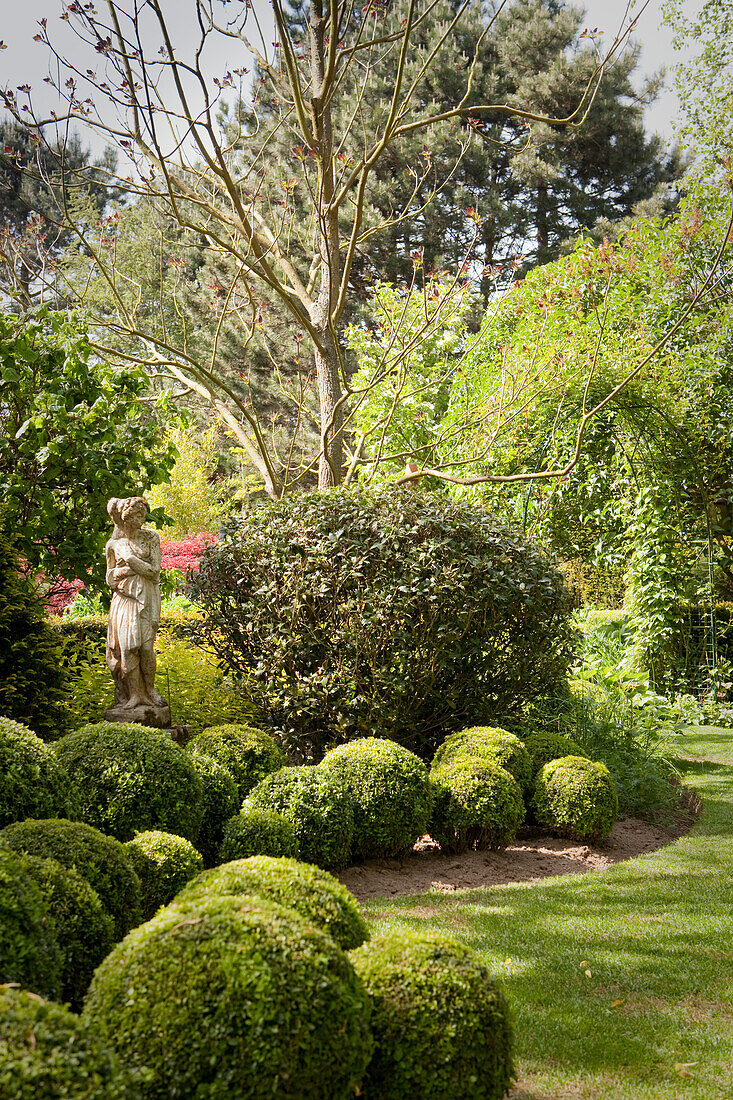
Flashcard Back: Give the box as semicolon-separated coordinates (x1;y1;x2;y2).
188;724;285;801
177;855;369;950
0;848;62;999
188;754;240;867
124;831;203;920
350;929;514;1100
218;808;298;863
523;731;587;776
430;760;525;854
0;818;142;940
0;716;74;828
433;726;533;798
55;722;203;842
533;756;618;841
84;894;373;1100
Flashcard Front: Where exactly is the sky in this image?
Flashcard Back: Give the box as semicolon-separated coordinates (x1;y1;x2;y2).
1;0;683;149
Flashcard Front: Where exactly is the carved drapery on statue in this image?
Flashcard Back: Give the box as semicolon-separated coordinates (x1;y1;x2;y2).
104;496;171;728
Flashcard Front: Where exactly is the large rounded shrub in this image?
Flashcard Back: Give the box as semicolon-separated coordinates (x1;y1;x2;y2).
177;855;369;950
433;726;533;797
350;929;514;1100
0;986;143;1100
188;490;575;760
320;738;431;860
188;753;240;866
22;855;115;1010
124;831;203;920
430;760;525;853
533;756;618;841
188;724;285;800
54;722;204;842
84;894;373;1100
218;808;298;863
523;731;587;776
243;766;354;871
0;818;142;939
0;716;74;827
0;848;62;999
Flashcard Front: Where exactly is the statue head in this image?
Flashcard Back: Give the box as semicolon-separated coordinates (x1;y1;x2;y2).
108;496;148;535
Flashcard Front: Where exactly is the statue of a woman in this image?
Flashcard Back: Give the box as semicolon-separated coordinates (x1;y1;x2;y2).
104;496;170;727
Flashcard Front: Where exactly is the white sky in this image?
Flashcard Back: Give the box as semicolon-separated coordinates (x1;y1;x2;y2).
1;0;682;149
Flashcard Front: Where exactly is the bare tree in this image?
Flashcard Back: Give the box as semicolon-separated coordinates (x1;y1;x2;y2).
2;0;655;497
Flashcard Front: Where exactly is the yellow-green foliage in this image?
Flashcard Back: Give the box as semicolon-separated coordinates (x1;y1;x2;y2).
146;423;229;539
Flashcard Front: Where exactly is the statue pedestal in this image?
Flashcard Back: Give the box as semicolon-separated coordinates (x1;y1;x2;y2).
105;701;171;729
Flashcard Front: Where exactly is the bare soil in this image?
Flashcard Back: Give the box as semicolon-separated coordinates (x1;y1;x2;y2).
339;812;696;902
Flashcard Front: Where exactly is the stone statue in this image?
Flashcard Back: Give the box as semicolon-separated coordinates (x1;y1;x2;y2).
104;496;171;728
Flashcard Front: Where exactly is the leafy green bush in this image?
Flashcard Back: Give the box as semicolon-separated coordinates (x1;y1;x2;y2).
188;490;575;760
0;848;62;999
218;808;298;863
533;756;618;840
523;731;587;776
0;986;144;1099
433;726;533;797
188;724;285;800
320;738;431;860
430;760;525;854
350;928;514;1100
243;766;354;871
177;855;369;950
124;831;203;920
0;818;142;940
0;525;69;739
189;754;240;867
54;722;204;842
0;716;74;827
22;855;114;1010
84;894;373;1100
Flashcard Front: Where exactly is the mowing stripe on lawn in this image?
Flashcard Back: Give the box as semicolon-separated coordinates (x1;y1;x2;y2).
363;726;733;1100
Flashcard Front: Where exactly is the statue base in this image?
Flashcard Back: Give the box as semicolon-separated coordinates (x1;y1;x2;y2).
105;701;172;729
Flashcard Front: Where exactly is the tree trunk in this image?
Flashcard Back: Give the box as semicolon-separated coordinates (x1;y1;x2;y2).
312;304;344;489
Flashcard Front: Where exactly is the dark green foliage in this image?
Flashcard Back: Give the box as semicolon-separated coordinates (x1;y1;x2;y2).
54;722;204;842
0;716;74;827
433;726;533;797
533;756;618;841
188;754;240;867
523;731;587;776
22;855;114;1011
320;738;431;861
84;894;374;1100
188;490;575;760
0;848;62;999
124;831;203;920
0;818;142;940
0;986;144;1100
177;855;369;950
430;759;525;854
0;527;68;738
350;929;514;1100
243;766;354;871
188;724;286;800
217;809;298;863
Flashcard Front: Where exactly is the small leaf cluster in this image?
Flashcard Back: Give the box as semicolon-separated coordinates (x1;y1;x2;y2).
430;758;525;854
218;808;298;863
124;830;203;920
532;756;618;841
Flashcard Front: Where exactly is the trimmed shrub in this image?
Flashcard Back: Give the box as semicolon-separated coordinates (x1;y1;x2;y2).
433;726;533;797
54;722;204;842
189;754;240;867
23;855;115;1011
0;818;142;940
0;848;62;999
320;738;431;860
177;855;369;950
243;766;354;871
84;894;373;1100
350;929;514;1100
523;731;587;776
0;986;143;1099
218;808;298;863
533;756;618;841
188;489;575;760
124;831;203;920
188;724;285;800
0;716;74;828
430;760;525;854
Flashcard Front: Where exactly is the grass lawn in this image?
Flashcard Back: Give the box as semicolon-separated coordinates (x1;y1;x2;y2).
363;726;733;1099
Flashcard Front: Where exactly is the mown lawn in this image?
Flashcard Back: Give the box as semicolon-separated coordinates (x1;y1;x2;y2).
364;726;733;1099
